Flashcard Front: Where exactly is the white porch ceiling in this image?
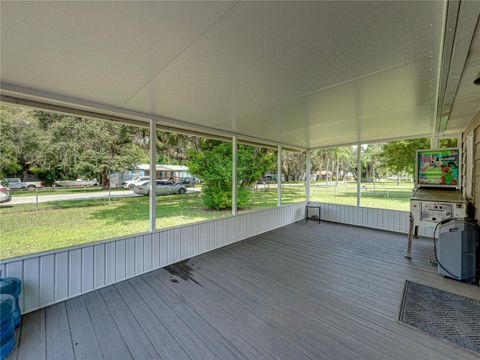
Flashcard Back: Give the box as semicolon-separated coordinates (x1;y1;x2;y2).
446;20;480;134
0;1;454;148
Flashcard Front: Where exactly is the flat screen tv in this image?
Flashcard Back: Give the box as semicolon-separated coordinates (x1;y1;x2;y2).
416;148;460;188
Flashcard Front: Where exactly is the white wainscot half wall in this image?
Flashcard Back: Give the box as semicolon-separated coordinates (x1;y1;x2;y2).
0;203;306;314
308;202;434;237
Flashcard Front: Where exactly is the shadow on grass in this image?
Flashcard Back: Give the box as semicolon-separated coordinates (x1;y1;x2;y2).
89;193;231;225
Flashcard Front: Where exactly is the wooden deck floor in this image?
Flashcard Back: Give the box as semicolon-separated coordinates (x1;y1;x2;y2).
10;221;480;359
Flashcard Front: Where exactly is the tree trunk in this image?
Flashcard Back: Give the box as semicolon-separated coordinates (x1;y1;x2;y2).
22;166;29;181
326;161;329;187
335;161;339;193
372;164;375;193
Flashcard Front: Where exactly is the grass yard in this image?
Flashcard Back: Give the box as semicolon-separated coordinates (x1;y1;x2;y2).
0;182;413;260
310;181;413;210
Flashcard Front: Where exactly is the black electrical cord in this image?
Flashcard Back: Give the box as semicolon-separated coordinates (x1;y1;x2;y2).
432;219;479;282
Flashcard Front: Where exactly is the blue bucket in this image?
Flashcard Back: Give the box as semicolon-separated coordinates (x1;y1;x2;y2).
0;278;21;328
0;294;16;360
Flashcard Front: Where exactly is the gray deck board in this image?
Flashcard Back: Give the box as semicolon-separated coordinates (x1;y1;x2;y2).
128;276;221;359
11;221;480;359
153;267;311;360
17;309;46;360
141;272;249;360
65;296;104;359
99;286;162;360
83;291;133;359
45;303;75;360
114;280;189;360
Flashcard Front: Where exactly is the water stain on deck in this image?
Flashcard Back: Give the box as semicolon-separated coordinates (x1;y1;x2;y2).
166;260;202;286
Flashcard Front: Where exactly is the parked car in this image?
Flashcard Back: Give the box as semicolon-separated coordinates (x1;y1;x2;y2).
54;179;98;187
5;178;43;190
122;176;150;190
0;180;12;203
133;180;187;196
179;176;196;187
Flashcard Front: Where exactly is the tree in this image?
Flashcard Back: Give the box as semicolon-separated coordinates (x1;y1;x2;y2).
1;106;151;185
187;140;276;209
382;138;430;181
361;144;384;182
0;106;43;179
40;117;148;186
281;151;306;181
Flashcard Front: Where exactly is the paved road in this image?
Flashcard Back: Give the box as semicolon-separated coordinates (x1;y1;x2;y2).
7;188;201;205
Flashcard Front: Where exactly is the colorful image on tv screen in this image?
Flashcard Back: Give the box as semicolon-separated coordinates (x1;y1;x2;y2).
417;149;459;186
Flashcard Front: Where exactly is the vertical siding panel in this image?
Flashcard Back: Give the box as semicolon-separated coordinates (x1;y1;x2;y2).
39;255;55;306
180;227;188;259
388;210;394;231
193;225;200;256
6;261;24;312
54;252;68;302
198;223;207;254
159;231;168;267
167;230;176;264
68;249;82;297
125;237;135;277
115;240;126;280
401;212;409;233
394;211;400;232
81;247;94;292
152;233;160;268
23;257;40;312
370;208;376;228
380;209;385;229
210;221;217;250
175;229;182;260
134;236;144;274
144;234;152;272
105;242;116;284
93;244;105;289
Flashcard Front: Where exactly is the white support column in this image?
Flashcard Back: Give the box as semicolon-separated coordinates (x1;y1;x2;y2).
149;119;157;232
277;145;282;207
232;136;237;216
357;144;361;207
431;136;439;148
306;150;311;203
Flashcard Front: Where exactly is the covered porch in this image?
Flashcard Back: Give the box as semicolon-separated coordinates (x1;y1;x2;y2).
11;221;479;360
1;1;480;359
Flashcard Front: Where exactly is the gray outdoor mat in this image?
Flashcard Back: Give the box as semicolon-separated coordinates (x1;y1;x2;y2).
399;280;480;354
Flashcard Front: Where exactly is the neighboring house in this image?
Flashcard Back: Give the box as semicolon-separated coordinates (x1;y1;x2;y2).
110;164;191;188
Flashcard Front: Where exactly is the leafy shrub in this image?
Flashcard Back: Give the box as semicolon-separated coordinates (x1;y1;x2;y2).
187;140;275;210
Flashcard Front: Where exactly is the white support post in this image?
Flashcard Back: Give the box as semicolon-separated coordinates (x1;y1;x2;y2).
277;145;282;207
232;136;237;216
149;119;157;232
357;144;361;207
431;136;439;148
306;150;311;203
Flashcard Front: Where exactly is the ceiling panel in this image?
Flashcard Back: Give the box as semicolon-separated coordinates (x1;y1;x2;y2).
1;1;233;105
1;1;446;148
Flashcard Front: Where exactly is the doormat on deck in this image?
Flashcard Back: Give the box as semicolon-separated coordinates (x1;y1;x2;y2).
398;280;480;354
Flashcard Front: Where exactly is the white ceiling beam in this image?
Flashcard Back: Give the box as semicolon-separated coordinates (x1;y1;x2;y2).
0;85;306;151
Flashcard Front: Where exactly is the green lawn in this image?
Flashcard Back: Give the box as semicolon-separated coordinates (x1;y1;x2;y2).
0;182;413;260
0;191;281;259
310;181;413;210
